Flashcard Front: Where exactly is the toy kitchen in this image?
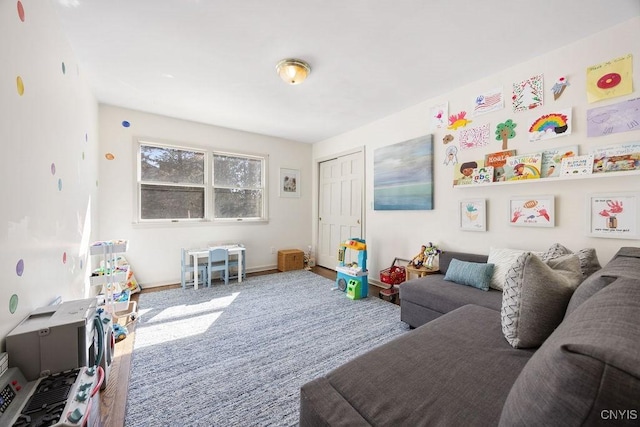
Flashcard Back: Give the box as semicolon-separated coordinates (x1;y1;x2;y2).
0;298;110;427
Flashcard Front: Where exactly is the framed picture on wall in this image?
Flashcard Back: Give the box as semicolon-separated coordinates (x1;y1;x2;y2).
509;195;555;227
587;192;639;239
279;168;300;198
459;199;487;231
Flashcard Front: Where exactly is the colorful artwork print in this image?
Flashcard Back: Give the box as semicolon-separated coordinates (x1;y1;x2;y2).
374;135;433;210
540;146;578;178
459;123;490;150
586;54;633;103
459;199;487;232
430;102;448;129
504;153;542;181
589;193;638;239
447;111;472;130
509;196;554;227
485;150;516;182
551;76;570;100
473;88;504;116
528;108;572;142
586;97;640;137
512;74;543;112
590;142;640;173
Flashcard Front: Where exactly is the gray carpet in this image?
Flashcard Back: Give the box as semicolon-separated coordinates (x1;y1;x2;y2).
124;270;409;426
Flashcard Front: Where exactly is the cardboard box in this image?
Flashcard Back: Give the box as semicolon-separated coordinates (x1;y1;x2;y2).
278;249;304;271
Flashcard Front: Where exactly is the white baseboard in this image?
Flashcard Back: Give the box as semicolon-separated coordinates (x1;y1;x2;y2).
140;264;279;289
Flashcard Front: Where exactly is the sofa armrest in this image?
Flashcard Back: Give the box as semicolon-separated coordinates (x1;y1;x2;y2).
300;377;371;427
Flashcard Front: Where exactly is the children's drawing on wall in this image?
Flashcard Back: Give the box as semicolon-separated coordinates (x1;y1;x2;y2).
447;111;472;130
528;108;572;142
589;193;638;239
512;74;543;112
442;134;454;144
551;76;570;100
495;119;517;150
586;97;640;137
586;54;633;103
443;145;458;166
430;102;448;129
473;87;504;116
459;123;490;150
509;196;554;227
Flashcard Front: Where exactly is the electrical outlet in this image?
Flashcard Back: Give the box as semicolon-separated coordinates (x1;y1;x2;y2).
271;247;275;254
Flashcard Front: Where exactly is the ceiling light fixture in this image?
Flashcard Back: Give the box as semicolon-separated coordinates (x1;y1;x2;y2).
276;58;311;85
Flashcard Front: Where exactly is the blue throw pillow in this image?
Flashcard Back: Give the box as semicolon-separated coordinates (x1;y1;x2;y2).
443;258;495;291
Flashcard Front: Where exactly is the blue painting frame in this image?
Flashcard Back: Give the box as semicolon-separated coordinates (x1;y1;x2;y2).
374;135;434;210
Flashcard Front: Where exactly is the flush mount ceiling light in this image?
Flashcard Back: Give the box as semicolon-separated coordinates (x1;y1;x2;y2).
276;58;311;85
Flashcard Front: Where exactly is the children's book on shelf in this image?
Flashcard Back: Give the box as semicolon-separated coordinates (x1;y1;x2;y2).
540;145;578;178
560;154;594;177
484;150;516;182
503;153;542;181
471;166;494;184
453;159;485;185
590;142;640;173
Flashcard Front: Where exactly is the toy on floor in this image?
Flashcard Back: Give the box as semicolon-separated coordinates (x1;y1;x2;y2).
334;238;368;299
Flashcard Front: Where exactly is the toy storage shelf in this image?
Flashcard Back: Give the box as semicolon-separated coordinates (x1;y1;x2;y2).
90;240;130;315
453;169;640;188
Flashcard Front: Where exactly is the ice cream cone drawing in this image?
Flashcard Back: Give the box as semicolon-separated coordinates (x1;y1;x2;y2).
551;76;570;101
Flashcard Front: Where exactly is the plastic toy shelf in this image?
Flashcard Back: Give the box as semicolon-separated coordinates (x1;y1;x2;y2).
90;240;129;315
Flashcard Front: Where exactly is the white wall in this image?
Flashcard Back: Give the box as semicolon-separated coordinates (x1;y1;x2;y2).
98;106;312;287
312;17;640;279
0;1;100;344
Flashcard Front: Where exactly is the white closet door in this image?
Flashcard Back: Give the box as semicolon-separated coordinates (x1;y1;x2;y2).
317;150;363;269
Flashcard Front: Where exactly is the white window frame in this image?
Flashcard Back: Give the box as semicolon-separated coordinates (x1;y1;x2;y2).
135;139;268;224
211;150;269;223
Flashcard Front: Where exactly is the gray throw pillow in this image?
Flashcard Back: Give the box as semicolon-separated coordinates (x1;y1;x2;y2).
542;243;601;279
501;252;583;349
443;258;494;291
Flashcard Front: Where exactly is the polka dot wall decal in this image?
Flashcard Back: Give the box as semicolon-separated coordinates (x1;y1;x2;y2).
82;152;85;160
17;1;25;22
62;62;66;74
62;252;67;264
122;121;130;128
10;294;19;314
105;153;115;160
16;76;24;96
51;163;56;175
58;178;63;191
16;259;24;276
85;133;88;142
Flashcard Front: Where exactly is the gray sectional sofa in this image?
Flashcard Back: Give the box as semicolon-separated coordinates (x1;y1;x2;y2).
299;247;640;426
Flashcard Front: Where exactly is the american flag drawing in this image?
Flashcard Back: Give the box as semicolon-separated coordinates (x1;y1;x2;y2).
473;89;504;116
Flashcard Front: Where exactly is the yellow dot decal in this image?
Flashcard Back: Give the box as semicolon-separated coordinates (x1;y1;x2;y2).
16;76;24;96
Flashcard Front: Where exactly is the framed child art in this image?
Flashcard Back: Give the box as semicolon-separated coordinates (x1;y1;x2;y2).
509;195;555;227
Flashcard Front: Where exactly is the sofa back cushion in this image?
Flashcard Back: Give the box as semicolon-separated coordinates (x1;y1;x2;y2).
499;277;640;426
565;246;640;318
439;251;488;275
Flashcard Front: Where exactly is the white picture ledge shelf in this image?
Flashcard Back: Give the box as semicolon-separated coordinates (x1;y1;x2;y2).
453;169;640;188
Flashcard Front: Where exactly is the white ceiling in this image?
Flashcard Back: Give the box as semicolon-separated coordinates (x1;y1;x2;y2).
52;0;640;143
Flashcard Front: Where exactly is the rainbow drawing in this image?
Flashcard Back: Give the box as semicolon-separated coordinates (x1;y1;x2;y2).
528;108;572;142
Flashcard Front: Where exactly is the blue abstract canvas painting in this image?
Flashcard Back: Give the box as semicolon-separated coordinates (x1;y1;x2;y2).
374;135;434;210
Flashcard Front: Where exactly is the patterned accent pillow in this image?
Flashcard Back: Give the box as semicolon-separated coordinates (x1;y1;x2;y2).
542;243;602;279
501;252;583;349
487;247;526;291
443;258;495;291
